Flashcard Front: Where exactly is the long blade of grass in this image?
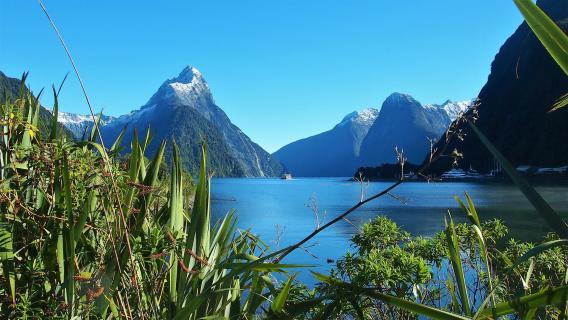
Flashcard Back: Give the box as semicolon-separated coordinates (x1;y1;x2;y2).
551;92;568;112
133;140;166;232
62;152;76;316
168;141;184;312
468;121;568;239
313;272;470;320
74;190;97;245
110;125;126;152
20;91;34;149
184;142;210;261
271;275;296;313
455;193;495;306
513;0;568;76
177;142;209;307
477;285;568;318
88;112;103;143
49;86;59;141
0;221;15;305
445;215;472;316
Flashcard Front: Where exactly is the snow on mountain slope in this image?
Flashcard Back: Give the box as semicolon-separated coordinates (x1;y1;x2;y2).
97;66;282;177
336;108;379;128
51;110;115;139
424;99;471;121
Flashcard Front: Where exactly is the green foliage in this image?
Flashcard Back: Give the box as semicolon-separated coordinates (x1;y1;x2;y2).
339;217;431;295
2;76;567;319
4;2;568;314
0;78;296;319
281;209;567;319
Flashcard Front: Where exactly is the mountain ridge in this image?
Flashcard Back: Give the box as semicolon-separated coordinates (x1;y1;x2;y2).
101;66;283;177
272;107;379;177
34;66;282;177
358;92;468;167
273;94;468;176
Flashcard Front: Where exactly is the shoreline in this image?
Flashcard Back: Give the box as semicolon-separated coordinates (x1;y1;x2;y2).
348;175;568;186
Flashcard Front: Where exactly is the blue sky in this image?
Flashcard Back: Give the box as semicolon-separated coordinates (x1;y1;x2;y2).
1;1;523;152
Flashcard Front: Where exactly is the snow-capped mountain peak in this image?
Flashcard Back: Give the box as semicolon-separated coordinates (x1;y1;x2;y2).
169;66;206;87
338;107;379;128
441;100;471;120
144;65;213;109
174;65;203;83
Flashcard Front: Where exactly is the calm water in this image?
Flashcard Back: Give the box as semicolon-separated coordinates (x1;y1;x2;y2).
211;178;568;284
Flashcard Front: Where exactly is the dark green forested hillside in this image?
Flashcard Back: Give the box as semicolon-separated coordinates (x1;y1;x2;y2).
102;103;246;177
0;71;74;139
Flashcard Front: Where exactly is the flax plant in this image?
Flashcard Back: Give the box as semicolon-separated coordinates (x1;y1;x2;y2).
0;79;299;319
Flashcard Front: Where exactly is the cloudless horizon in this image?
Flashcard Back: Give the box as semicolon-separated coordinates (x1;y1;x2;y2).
0;1;523;152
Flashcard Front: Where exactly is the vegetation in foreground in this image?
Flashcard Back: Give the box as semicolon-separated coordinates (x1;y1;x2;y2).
2;75;568;320
0;83;304;318
282;207;568;319
2;0;568;318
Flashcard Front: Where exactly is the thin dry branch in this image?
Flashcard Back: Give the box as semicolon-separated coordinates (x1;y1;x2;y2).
275;110;473;262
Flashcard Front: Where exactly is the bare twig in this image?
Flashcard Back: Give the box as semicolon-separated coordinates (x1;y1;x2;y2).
275;110;471;262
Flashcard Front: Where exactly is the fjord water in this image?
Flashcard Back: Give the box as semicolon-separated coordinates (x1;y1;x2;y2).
211;178;568;284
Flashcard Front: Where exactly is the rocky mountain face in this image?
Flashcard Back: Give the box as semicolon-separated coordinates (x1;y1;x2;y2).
273;108;379;177
426;0;568;174
5;67;283;177
100;66;283;177
274;94;468;176
358;93;468;167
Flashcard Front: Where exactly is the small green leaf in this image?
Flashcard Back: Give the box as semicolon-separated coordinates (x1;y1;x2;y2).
445;215;471;316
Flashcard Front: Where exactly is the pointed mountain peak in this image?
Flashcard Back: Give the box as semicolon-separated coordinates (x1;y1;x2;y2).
380;93;422;116
440;99;471;121
384;92;419;105
173;65;204;84
144;65;213;108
